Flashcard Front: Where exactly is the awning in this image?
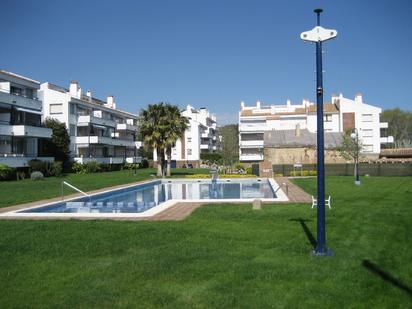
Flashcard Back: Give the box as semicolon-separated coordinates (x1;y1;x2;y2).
15;107;42;115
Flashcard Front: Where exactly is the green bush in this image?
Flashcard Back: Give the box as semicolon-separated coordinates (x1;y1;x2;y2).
122;163;135;170
0;164;14;180
84;161;101;173
139;159;149;169
100;163;112;172
28;159;49;175
30;171;44;181
245;167;253;175
71;162;85;174
50;161;63;177
289;170;317;176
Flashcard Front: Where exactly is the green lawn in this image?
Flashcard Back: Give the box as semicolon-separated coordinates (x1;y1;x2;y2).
0;177;411;308
0;168;209;208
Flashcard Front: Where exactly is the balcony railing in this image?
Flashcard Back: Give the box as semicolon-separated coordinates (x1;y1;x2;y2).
77;115;117;128
0;125;52;138
0;91;42;111
75;136;137;147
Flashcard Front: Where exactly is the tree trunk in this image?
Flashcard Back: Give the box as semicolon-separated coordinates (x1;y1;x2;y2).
166;146;172;177
156;147;162;177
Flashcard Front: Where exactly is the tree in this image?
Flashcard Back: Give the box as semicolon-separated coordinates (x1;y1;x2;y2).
219;124;239;166
380;108;412;148
138;103;169;177
164;105;188;177
41;118;71;169
338;130;363;177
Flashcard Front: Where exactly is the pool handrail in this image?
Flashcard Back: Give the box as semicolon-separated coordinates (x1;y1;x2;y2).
61;181;91;202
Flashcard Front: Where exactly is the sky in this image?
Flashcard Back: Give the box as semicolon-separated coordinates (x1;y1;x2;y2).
1;0;411;124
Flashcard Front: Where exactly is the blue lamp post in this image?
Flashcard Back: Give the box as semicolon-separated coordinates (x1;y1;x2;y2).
300;9;337;256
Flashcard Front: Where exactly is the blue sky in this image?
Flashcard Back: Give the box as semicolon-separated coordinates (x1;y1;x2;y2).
1;0;411;124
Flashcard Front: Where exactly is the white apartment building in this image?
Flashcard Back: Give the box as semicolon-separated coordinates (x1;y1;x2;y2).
239;93;393;162
0;70;53;168
154;105;219;167
38;81;141;165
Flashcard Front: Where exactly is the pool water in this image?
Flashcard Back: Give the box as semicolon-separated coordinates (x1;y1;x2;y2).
21;179;277;214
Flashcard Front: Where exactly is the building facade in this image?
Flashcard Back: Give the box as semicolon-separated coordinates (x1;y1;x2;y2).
154;105;219;167
38;81;141;164
0;70;53;168
238;93;393;163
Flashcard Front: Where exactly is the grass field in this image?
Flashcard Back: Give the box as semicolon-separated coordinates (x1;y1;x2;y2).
0;176;411;308
0;168;208;208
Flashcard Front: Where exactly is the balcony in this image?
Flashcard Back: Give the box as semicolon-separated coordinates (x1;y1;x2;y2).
0;125;52;138
200;144;210;150
201;132;211;138
379;122;389;129
239;140;264;147
75;136;136;147
77;115;117;128
239;123;267;132
239;153;264;161
380;136;394;143
0;91;42;111
116;123;137;131
0;155;54;168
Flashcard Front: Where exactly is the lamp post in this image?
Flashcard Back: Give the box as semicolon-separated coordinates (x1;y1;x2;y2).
350;128;361;185
301;9;337;256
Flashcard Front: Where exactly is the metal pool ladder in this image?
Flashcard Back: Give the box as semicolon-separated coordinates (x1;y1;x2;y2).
61;181;91;202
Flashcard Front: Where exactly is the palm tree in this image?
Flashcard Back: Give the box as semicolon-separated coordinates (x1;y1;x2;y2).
138;103;169;177
164;105;189;177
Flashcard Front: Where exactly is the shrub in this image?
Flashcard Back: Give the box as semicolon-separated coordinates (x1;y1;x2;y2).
84;161;101;173
245;167;253;175
122;163;135;170
28;159;47;174
0;164;14;180
50;161;63;177
31;171;44;181
139;159;149;169
235;163;245;170
71;162;85;174
100;163;112;172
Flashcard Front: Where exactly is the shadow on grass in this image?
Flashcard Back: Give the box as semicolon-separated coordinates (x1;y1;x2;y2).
290;218;317;249
362;260;412;298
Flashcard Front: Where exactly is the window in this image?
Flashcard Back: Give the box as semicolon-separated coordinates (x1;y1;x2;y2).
69;103;76;115
50;103;63;114
362;129;373;138
69;124;76;136
10;86;22;96
187;137;192;143
324;114;332;122
363;145;373;152
187;149;192;156
362;114;373;122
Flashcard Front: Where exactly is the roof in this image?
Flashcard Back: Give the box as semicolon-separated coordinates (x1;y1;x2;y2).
307;103;339;114
264;129;343;149
45;83;138;119
240;103;338;118
0;70;40;85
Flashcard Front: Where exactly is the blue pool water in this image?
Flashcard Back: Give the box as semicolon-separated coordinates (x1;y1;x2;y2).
21;179;276;214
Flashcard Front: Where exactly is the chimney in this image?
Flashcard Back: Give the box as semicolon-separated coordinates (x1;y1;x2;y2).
287;99;291;107
331;93;338;103
69;80;78;97
355;93;363;103
295;124;301;137
105;95;116;109
256;100;261;109
86;90;92;102
240;101;245;110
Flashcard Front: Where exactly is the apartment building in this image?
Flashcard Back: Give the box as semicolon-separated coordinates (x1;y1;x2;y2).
38;81;141;164
239;93;393;162
0;70;53;167
154;105;219;167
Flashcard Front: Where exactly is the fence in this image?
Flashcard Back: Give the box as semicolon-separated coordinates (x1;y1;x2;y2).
251;163;412;177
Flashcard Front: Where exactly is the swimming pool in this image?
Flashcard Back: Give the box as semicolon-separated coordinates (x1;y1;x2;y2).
0;178;288;218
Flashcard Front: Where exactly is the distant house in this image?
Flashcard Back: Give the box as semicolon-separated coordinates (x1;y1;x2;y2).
153;105;220;168
264;126;344;165
238;93;394;163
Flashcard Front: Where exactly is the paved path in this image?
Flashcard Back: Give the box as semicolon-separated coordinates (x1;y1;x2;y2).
0;177;311;221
